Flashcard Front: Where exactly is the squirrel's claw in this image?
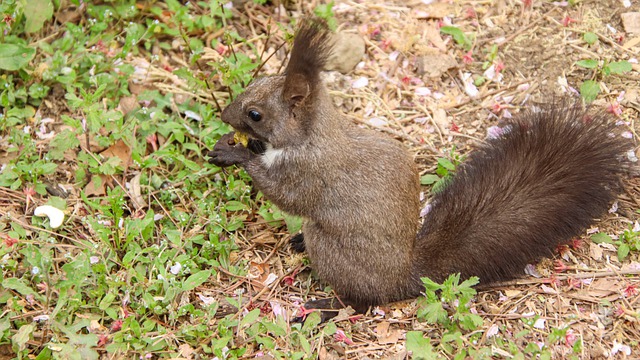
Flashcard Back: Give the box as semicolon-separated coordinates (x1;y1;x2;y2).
208;133;252;167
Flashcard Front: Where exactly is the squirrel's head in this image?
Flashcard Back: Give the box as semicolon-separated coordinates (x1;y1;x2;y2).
220;18;334;149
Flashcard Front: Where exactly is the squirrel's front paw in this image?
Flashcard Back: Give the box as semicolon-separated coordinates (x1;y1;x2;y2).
207;133;252;167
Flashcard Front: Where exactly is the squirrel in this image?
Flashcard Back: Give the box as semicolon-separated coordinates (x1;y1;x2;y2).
208;18;633;316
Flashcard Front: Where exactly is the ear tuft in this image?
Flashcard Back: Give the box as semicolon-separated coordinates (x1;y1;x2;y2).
283;17;334;107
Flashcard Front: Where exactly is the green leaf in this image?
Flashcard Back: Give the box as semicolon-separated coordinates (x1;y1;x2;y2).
406;331;437;359
49;129;81;160
459;276;480;289
12;323;35;352
301;311;321;334
0;318;11;333
437;158;456;171
313;1;338;30
575;59;598;69
0;44;36;71
182;269;212;291
440;26;472;50
420;174;441;185
284;213;303;233
421;277;443;292
225;200;247;211
240;308;260;327
605;61;632;75
579;80;599;103
298;334;311;354
2;278;38;297
99;292;116;311
24;0;54;33
617;243;630;261
416;301;448;324
583;32;598;45
459;313;484;331
322;321;337;336
591;232;613;244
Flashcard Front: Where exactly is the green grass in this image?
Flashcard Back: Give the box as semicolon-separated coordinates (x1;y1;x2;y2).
0;1;304;358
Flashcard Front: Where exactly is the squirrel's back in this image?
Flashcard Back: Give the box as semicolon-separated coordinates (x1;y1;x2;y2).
414;103;632;285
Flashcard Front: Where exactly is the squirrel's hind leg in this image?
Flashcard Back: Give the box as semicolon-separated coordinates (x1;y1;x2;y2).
289;233;306;253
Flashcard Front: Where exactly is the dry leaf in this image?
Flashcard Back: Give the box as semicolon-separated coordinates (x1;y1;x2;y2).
177;343;194;359
423;25;448;52
248;261;271;291
118;96;139;115
621;12;640;34
375;321;400;344
318;346;339;360
130;173;146;209
332;307;356;322
589;242;603;261
585;278;618;297
415;2;455;19
504;289;521;298
622;36;640;50
100;139;132;169
417;52;457;78
84;174;109;197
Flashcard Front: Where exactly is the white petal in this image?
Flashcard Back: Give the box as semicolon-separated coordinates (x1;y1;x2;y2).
34;205;65;229
33;315;50;322
170;262;182;275
352;77;369;89
486;324;499;338
198;294;216;306
184;110;202;121
263;273;278;286
612;340;631;355
415;87;432;97
368;117;387;127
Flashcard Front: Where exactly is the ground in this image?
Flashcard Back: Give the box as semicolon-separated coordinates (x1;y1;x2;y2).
0;0;639;359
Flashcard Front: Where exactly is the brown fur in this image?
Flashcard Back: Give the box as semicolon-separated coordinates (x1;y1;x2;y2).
208;19;632;311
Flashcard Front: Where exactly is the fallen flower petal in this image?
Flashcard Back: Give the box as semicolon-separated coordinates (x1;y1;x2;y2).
533;318;545;329
486;324;499;338
34;205;65;229
110;319;123;332
611;340;631;355
334;329;355;345
352;77;369;89
170;262;182;275
198;294;216;306
3;235;18;247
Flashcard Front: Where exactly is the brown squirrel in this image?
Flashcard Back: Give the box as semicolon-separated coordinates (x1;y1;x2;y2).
208;18;632;315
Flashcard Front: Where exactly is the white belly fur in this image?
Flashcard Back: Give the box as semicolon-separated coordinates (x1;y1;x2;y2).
262;144;284;167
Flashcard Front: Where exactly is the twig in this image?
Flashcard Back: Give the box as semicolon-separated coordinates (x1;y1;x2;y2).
178;26;224;113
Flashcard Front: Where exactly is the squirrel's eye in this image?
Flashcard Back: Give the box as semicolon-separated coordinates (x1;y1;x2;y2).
248;110;262;122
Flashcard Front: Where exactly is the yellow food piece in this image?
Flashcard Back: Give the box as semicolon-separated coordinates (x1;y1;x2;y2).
233;132;249;147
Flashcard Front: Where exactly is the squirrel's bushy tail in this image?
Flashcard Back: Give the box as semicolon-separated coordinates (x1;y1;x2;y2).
415;102;633;284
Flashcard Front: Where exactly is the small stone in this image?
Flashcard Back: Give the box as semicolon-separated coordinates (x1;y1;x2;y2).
415;51;457;78
325;32;366;74
621;12;640;34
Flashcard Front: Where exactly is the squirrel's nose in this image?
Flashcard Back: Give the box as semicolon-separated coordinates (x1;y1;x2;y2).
220;106;230;124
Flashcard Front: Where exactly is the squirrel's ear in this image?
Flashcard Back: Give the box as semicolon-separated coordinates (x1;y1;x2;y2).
283;73;310;107
281;18;333;108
